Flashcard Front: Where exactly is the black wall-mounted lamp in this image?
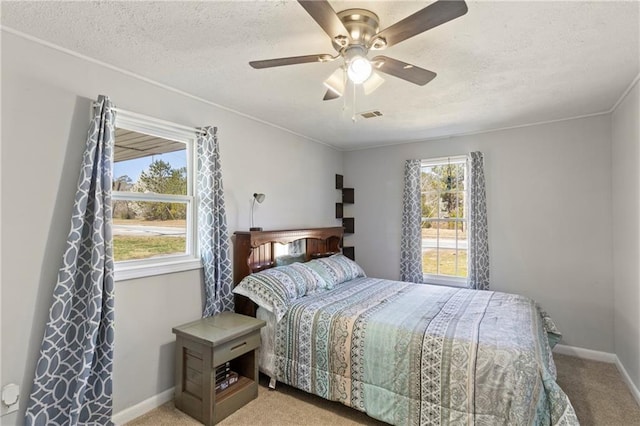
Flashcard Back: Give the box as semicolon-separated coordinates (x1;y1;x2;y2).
250;193;266;231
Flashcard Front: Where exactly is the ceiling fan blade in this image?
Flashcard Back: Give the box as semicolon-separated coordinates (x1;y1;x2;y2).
298;0;351;42
371;56;437;86
323;89;341;101
250;54;334;69
374;0;468;48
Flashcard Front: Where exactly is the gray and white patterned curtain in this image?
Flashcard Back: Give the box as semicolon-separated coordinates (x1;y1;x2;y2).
467;151;490;290
26;95;116;425
197;126;234;316
400;159;423;283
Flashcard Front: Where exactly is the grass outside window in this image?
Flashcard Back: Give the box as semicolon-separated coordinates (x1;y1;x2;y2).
422;249;467;277
113;218;187;262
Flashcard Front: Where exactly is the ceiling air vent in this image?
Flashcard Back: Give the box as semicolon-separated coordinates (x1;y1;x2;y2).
360;110;383;119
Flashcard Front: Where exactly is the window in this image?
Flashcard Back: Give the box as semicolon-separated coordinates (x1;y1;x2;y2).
112;112;200;280
420;156;467;286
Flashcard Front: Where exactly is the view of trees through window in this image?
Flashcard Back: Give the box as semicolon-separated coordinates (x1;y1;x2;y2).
421;158;467;278
112;135;190;262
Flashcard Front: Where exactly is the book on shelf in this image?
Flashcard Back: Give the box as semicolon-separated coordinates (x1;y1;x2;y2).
215;365;231;381
215;362;230;374
215;371;239;393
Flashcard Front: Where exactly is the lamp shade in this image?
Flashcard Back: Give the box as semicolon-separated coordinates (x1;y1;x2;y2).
363;72;384;95
251;193;266;231
323;68;346;97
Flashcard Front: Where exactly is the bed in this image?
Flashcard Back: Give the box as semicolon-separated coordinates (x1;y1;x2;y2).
232;228;578;425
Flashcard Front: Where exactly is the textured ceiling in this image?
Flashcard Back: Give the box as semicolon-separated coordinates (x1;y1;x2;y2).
2;1;639;150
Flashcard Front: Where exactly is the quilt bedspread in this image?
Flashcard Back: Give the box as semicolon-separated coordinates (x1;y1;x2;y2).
274;277;578;425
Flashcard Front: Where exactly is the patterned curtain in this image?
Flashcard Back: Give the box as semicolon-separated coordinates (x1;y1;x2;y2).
197;126;234;316
26;95;116;425
400;159;423;283
467;151;490;290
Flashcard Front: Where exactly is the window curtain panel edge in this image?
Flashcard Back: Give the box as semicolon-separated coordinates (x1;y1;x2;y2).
400;159;424;283
197;126;234;317
467;151;490;290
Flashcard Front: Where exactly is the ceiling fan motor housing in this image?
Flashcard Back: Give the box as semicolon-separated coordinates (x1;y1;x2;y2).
334;9;381;51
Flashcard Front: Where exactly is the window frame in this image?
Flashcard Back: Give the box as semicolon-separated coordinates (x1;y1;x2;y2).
420;155;468;288
112;111;202;281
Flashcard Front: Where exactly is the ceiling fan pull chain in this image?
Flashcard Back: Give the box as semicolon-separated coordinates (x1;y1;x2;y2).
343;68;348;113
352;83;357;123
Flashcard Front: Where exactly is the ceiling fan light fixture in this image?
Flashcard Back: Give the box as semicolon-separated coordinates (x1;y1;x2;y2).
323;68;345;96
363;72;384;95
347;55;372;84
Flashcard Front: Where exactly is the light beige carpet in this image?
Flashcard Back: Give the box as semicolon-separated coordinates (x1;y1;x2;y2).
126;354;640;425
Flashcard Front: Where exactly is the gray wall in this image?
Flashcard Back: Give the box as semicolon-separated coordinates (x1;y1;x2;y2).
612;80;640;392
0;32;342;424
343;115;614;352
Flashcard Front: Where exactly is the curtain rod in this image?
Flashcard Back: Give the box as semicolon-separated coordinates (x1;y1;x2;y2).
93;101;210;136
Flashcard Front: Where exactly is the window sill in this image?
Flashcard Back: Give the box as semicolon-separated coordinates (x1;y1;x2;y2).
115;257;202;282
422;275;467;288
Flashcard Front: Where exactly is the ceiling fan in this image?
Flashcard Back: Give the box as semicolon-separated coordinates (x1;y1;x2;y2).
249;0;468;101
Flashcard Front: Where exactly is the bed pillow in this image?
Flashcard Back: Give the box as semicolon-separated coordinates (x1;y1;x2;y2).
286;262;331;295
275;253;306;266
305;254;366;288
232;263;328;321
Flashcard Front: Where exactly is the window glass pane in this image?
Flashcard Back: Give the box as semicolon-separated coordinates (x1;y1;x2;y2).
456;220;468;278
421;219;438;243
422;247;439;275
421;166;445;193
113;129;187;195
436;220;456;243
457;191;465;219
437;249;458;276
113;200;187;262
423;249;468;277
422;220;443;274
421;192;439;219
449;249;467;277
457;219;468;243
454;163;465;190
439;191;459;219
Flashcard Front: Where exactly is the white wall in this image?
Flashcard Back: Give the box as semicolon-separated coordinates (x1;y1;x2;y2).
344;115;614;352
0;32;342;424
612;79;640;392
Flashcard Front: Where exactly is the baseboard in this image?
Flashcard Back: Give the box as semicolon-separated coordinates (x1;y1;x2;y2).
553;344;617;363
112;387;174;425
614;356;640;407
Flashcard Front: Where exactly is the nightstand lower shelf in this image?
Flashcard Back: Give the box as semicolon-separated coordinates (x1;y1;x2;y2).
214;376;254;420
173;313;265;425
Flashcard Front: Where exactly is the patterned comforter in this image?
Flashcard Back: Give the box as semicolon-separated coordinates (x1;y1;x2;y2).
274;277;578;425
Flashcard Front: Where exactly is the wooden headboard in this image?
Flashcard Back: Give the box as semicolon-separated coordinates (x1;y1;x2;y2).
232;227;344;316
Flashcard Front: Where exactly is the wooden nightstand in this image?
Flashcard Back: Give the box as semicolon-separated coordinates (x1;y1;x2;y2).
172;312;266;425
